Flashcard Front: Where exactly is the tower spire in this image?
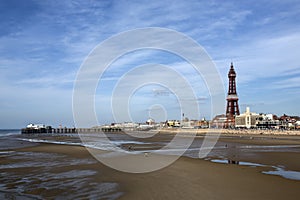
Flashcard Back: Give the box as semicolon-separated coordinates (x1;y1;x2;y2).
226;62;240;123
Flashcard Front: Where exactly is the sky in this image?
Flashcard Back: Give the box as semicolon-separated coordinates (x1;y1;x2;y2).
0;0;300;128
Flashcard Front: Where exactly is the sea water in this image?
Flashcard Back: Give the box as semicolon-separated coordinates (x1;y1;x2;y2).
0;131;123;199
0;129;20;137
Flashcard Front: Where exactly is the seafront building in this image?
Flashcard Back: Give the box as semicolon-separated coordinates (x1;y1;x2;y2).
235;108;292;129
234;107;280;129
210;114;227;128
235;107;259;129
165;120;181;128
255;113;282;129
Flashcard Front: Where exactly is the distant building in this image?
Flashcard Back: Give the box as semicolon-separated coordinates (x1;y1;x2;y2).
210;114;227;128
22;123;52;134
26;123;46;129
235;108;285;129
193;118;209;129
235;107;259;128
295;121;300;129
165;120;181;127
146;118;155;125
256;113;282;129
279;114;300;129
110;122;139;131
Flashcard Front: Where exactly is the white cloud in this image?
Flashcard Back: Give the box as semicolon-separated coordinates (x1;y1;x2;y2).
213;32;300;83
272;76;300;89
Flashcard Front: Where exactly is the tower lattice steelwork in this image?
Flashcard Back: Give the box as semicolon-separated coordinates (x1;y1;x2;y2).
226;63;240;120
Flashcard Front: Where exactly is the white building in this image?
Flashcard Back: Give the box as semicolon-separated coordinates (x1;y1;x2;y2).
256;113;281;129
235;107;259;129
146;118;155;125
295;121;300;129
26;123;46;129
166;120;181;127
235;107;282;129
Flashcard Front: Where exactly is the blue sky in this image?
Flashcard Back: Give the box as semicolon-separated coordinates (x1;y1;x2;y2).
0;0;300;128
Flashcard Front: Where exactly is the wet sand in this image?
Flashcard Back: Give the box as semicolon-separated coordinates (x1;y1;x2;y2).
1;132;300;199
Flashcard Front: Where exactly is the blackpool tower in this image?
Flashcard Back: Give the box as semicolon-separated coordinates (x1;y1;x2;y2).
226;63;240;122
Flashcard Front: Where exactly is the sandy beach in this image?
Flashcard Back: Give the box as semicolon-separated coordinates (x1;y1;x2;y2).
1;131;300;199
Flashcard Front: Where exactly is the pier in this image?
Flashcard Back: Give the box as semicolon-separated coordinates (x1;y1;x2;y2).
21;127;123;134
